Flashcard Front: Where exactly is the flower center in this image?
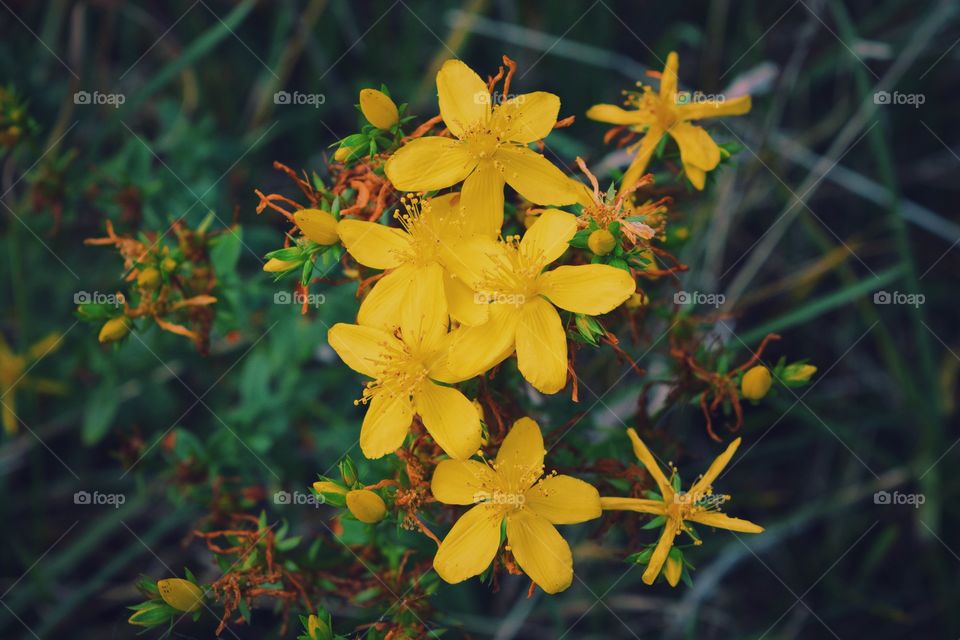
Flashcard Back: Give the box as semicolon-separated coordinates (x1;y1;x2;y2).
355;337;429;406
474;236;546;307
394;195;444;266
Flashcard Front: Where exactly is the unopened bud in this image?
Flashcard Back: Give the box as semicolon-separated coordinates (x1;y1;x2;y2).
359;88;399;130
346;489;386;524
741;366;772;401
588;229;616;255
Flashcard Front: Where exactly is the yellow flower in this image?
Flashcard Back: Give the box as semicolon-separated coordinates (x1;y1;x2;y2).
600;429;763;585
385;59;583;236
741;365;772;401
294;209;339;245
587;52;751;192
359;88;399;130
445;209;636;393
432;417;601;593
346;489;387;523
0;332;65;433
327;318;481;460
338;193;487;331
157;578;204;612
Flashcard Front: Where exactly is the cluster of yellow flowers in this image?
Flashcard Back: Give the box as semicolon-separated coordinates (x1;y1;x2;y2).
283;54;764;594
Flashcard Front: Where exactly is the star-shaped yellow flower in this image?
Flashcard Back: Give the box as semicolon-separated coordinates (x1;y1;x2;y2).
0;332;65;434
327;316;480;460
445;209;636;393
587;52;751;192
601;428;763;585
432;417;601;593
385;59;583;237
337;193;487;331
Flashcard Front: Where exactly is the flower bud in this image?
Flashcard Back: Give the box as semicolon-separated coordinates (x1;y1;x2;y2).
263;257;298;273
161;257;177;273
359;88;399;130
306;613;333;640
99;316;130;343
346;489;386;524
784;363;816;384
127;601;169;626
587;228;616;255
333;146;352;162
741;365;772;401
137;267;161;289
664;554;683;587
294;209;339;245
312;480;347;495
157;578;204;613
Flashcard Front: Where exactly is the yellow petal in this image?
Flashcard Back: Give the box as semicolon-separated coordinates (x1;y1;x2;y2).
626;428;673;500
686;510;764;533
431;459;498;505
359;88;399;130
496;145;581;206
599;497;666;515
664;554;683;587
360;392;413;459
444;270;489;327
538;264;636;316
685;164;707;190
443;235;508;292
157;578;204;613
437;59;491;138
399;263;448;351
515;297;567;394
357;265;415;332
519;208;576;265
618;128;662;196
337;219;408;269
668;121;721;171
689;437;742;497
413;382;482;460
446;304;519;379
263;257;298;273
586;103;652;126
678;95;751;121
327;323;399;378
294;209;339;245
493;91;560;143
659;52;679;99
642;519;679;585
495;416;545;489
460;161;505;237
505;509;573;594
525;475;601;524
346;489;387;523
385;136;476;192
434;503;503;584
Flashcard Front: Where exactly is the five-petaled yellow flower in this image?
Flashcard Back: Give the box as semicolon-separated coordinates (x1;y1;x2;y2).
587;52;751;192
327;317;481;460
432;417;601;593
385;59;583;237
445;209;636;393
338;193;487;331
600;428;763;585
